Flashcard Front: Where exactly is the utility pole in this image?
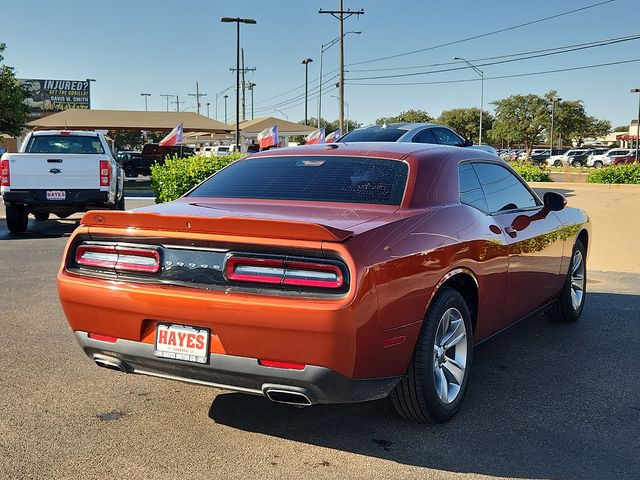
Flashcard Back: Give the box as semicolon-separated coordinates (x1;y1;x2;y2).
161;94;173;112
319;1;363;133
247;82;256;120
171;95;185;112
229;60;256;122
189;81;207;115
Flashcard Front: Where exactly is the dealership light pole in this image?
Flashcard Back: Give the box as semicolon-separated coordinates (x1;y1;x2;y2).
223;94;229;124
221;16;257;151
86;78;96;109
318;31;361;128
247;82;256;120
453;57;484;144
161;94;173;112
632;89;640;159
301;58;313;125
550;96;562;153
140;93;151;111
206;102;211;117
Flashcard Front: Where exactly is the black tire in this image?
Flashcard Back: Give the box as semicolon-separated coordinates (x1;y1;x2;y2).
554;160;562;167
546;239;586;323
6;205;28;233
571;160;582;168
391;287;473;423
124;164;137;178
116;194;125;211
34;212;50;221
593;161;603;169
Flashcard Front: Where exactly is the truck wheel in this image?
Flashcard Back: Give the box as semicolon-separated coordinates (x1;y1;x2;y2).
391;287;473;423
34;212;50;221
124;164;137;178
6;205;29;233
116;194;125;211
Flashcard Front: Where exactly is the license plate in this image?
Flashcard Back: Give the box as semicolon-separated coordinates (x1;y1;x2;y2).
46;190;66;200
154;323;210;364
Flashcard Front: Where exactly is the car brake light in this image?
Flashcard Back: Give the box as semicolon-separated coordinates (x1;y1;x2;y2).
75;244;160;273
258;360;306;370
0;159;9;187
99;160;110;186
88;333;118;343
225;256;344;289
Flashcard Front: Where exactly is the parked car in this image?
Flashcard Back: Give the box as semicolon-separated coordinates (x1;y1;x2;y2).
138;144;195;175
199;145;238;157
1;130;124;233
115;150;142;177
546;148;590;167
610;151;639;166
58;142;590;423
567;148;609;168
586;148;632;168
529;149;568;165
339;123;475;148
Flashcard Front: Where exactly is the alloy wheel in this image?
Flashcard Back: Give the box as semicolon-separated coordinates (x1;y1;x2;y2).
433;308;468;404
570;250;585;311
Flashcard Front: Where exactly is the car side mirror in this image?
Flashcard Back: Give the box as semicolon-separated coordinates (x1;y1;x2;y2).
543;191;567;211
463;138;474;147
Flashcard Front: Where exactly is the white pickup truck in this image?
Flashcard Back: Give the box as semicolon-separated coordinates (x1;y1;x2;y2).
0;130;124;233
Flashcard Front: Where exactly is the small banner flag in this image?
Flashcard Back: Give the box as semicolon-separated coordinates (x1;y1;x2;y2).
257;124;279;149
325;129;341;143
305;128;325;145
159;123;184;146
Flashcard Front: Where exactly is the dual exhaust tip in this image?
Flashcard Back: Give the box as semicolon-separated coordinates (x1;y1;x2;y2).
93;355;313;406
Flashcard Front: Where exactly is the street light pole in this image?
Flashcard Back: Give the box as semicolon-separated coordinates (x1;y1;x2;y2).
632;89;640;159
247;82;256;120
550;96;562;153
331;95;350;132
161;94;173;112
140;93;151;111
221;16;257;151
318;31;361;129
206;102;210;117
223;95;228;124
301;58;313;125
453;57;484;144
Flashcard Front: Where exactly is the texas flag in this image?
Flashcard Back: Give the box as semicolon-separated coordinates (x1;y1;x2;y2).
159;123;184;146
325;129;341;143
257;124;279;149
305;128;325;145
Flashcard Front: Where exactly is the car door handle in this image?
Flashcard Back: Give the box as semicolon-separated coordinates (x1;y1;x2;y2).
47;158;63;163
504;226;517;238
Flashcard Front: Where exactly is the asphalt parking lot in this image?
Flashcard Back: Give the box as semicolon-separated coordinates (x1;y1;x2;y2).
1;194;639;480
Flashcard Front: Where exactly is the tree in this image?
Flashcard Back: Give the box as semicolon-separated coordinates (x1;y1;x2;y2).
573;116;611;146
109;130;144;150
437;108;494;144
292;117;361;143
490;94;549;154
376;109;434;125
614;125;629;132
542;91;610;146
0;43;30;136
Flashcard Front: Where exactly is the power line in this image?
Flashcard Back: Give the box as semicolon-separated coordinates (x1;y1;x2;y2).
347;0;616;67
347;33;640;81
345;58;640;86
253;73;340;113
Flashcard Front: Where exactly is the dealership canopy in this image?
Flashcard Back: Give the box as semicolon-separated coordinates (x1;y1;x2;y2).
26;109;232;133
233;117;316;136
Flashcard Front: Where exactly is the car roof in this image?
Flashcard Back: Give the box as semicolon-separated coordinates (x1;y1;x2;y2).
31;130;99;137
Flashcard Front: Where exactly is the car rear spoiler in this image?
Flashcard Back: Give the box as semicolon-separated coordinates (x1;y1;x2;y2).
80;211;353;242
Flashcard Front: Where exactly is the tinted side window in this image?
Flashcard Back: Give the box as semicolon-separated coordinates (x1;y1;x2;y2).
472;163;538;213
459;163;489;212
433;128;464;146
411;129;438;144
340;128;406;142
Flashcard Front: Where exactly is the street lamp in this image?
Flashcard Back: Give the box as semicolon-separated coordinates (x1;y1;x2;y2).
453;57;484;144
246;82;256;120
221;16;257;151
318;31;361;128
206;102;211;118
215;87;232;121
632;89;640;159
140;93;151;111
86;78;96;109
275;109;289;120
331;95;350;133
223;94;229;124
550;96;562;153
301;58;313;125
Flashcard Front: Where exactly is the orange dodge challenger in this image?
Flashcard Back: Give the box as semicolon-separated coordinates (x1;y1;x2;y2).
58;143;590;423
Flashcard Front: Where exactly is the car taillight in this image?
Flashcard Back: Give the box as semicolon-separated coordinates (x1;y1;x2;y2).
99;160;110;187
225;256;344;289
75;244;160;273
0;159;9;187
258;359;306;370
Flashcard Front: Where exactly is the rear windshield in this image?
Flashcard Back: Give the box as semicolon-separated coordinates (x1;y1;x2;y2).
189;155;409;205
26;135;105;154
340;128;407;142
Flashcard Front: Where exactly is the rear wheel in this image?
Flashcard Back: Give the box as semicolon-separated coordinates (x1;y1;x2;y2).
116;194;125;211
34;212;50;221
6;205;28;233
124;164;137;178
593;161;603;169
546;239;586;322
554;160;562;167
392;287;473;423
571;160;582;168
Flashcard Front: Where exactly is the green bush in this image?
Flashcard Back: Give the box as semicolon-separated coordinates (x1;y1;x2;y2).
508;161;553;182
587;164;640;184
151;153;240;203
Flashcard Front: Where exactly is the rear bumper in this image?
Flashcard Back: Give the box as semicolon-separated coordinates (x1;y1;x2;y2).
75;331;401;404
3;189;112;208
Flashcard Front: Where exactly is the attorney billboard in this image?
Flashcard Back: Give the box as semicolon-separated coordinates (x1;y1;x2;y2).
19;79;91;119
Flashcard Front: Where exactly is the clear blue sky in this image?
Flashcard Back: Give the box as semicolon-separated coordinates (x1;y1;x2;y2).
3;0;640;128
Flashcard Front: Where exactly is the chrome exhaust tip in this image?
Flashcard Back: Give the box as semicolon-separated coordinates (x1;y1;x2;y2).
264;388;312;406
93;354;127;373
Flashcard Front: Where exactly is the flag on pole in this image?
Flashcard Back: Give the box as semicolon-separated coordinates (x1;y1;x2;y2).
257;124;279;149
305;128;325;145
325;129;341;143
159;123;184;146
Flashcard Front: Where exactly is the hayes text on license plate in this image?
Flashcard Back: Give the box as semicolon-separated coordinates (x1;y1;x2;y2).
46;191;66;200
154;324;209;364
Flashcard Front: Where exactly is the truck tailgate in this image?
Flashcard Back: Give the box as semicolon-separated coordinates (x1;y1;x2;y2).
8;154;103;190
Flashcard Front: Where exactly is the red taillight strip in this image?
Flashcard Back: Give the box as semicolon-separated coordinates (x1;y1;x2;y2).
88;333;118;343
75;244;160;273
283;260;343;288
225;257;284;284
99;160;110;187
0;159;10;187
258;359;306;370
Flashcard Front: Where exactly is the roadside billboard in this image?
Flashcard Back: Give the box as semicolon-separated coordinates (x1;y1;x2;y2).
18;79;91;119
